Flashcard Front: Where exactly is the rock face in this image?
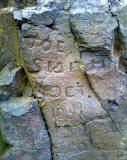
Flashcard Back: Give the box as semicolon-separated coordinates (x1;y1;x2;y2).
70;5;117;53
0;97;52;160
0;0;127;160
0;63;25;100
0;12;22;70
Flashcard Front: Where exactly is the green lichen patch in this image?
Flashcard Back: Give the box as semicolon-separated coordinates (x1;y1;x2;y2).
0;131;12;158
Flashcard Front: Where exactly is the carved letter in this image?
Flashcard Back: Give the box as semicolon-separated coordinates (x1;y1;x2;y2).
57;40;65;52
78;86;85;96
57;108;64;116
65;86;74;97
50;86;61;98
48;61;63;73
42;39;52;51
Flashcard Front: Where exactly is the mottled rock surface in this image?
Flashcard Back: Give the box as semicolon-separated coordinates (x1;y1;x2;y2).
0;0;127;160
70;6;117;53
0;12;22;70
0;97;52;160
0;63;25;100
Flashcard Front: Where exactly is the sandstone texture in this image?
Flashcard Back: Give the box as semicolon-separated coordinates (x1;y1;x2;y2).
0;0;127;160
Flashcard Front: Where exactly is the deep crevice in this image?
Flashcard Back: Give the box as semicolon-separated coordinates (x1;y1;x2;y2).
117;20;127;74
39;105;54;160
108;0;127;74
69;15;78;42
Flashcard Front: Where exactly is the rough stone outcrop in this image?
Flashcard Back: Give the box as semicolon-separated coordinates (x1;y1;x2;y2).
0;0;127;160
0;97;52;160
70;1;118;53
0;63;25;100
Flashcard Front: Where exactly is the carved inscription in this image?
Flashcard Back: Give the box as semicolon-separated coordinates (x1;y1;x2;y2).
57;40;65;53
34;61;81;73
41;36;65;54
77;85;85;96
41;34;51;51
65;86;74;97
48;61;63;73
50;86;61;98
42;39;52;51
33;59;83;73
46;86;85;98
57;108;64;116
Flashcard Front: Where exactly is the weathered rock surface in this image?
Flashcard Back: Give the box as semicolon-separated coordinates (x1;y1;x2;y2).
116;4;127;70
0;63;25;100
0;0;15;8
0;12;22;70
15;0;37;9
0;97;52;160
86;66;126;103
70;3;118;53
14;7;58;25
20;19;107;159
1;0;127;160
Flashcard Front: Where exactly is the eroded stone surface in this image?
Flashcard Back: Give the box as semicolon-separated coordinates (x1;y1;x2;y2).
20;12;110;159
0;97;52;160
0;12;22;70
14;7;58;25
70;8;118;53
86;66;126;103
15;0;127;159
15;0;37;9
0;63;25;100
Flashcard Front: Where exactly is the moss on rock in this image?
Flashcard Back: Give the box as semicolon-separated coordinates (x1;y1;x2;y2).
0;131;12;158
